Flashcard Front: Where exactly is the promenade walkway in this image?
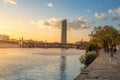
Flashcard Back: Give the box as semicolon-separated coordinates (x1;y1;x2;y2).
75;51;120;80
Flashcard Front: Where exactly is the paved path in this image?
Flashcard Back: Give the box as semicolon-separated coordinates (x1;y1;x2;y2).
75;51;120;80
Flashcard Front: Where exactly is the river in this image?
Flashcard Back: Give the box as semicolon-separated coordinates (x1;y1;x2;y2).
0;48;85;80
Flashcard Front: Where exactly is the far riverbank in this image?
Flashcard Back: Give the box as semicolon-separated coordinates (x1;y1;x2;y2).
0;42;19;48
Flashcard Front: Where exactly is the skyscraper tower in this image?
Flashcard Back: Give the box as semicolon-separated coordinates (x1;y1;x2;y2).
61;19;67;44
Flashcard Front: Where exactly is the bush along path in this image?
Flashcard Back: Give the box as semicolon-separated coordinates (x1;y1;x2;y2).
80;51;99;67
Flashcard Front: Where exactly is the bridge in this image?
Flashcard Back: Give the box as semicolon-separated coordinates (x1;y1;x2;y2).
19;41;78;48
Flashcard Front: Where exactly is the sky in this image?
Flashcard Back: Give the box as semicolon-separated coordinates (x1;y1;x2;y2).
0;0;120;43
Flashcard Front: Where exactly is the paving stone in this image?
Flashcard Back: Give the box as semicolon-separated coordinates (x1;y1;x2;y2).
75;51;120;80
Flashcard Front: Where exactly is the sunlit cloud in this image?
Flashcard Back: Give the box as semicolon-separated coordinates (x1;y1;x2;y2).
43;18;61;29
46;2;53;7
108;7;120;20
32;18;61;29
32;17;90;30
3;0;16;5
95;12;107;20
68;21;90;30
78;16;87;23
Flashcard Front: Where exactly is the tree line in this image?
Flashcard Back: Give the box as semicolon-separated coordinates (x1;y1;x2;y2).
87;25;120;52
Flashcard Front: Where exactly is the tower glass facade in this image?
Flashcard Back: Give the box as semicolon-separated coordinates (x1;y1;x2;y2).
61;19;67;44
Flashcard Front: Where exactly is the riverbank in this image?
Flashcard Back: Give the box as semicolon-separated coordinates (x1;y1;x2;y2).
75;50;120;80
0;42;19;48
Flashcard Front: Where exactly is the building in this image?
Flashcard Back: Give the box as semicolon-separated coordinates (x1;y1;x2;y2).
61;19;67;44
0;34;9;41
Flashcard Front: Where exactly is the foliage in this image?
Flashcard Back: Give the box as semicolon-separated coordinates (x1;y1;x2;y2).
89;25;120;52
80;52;98;66
76;41;88;49
85;42;99;52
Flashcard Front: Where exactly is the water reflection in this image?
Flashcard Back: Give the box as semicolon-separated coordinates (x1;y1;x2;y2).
0;48;85;80
60;56;66;80
60;49;66;80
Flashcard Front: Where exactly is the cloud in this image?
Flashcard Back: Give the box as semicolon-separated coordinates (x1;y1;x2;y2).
108;9;115;15
112;15;119;21
31;18;61;29
68;21;90;30
95;12;107;20
108;7;120;20
42;18;61;29
4;0;16;4
32;17;90;30
46;2;53;7
78;16;87;23
86;9;90;13
116;7;120;16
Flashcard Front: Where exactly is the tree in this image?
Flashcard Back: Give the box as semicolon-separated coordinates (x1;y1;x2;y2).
89;25;120;52
86;42;98;52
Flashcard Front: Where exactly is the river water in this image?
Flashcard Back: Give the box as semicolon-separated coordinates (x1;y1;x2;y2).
0;48;85;80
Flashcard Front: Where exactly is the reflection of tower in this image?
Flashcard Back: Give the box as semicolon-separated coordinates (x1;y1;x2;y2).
60;56;66;80
60;49;66;80
19;37;23;48
61;19;67;44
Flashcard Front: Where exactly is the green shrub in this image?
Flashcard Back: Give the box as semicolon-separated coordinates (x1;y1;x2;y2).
80;52;98;67
86;43;98;53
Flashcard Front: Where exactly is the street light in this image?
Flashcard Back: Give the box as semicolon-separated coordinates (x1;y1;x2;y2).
117;24;120;52
118;24;120;31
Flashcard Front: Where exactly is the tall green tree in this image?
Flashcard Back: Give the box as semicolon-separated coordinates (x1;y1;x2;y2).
89;25;120;52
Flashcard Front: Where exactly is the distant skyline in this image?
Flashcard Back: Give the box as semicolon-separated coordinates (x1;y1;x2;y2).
0;0;120;43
